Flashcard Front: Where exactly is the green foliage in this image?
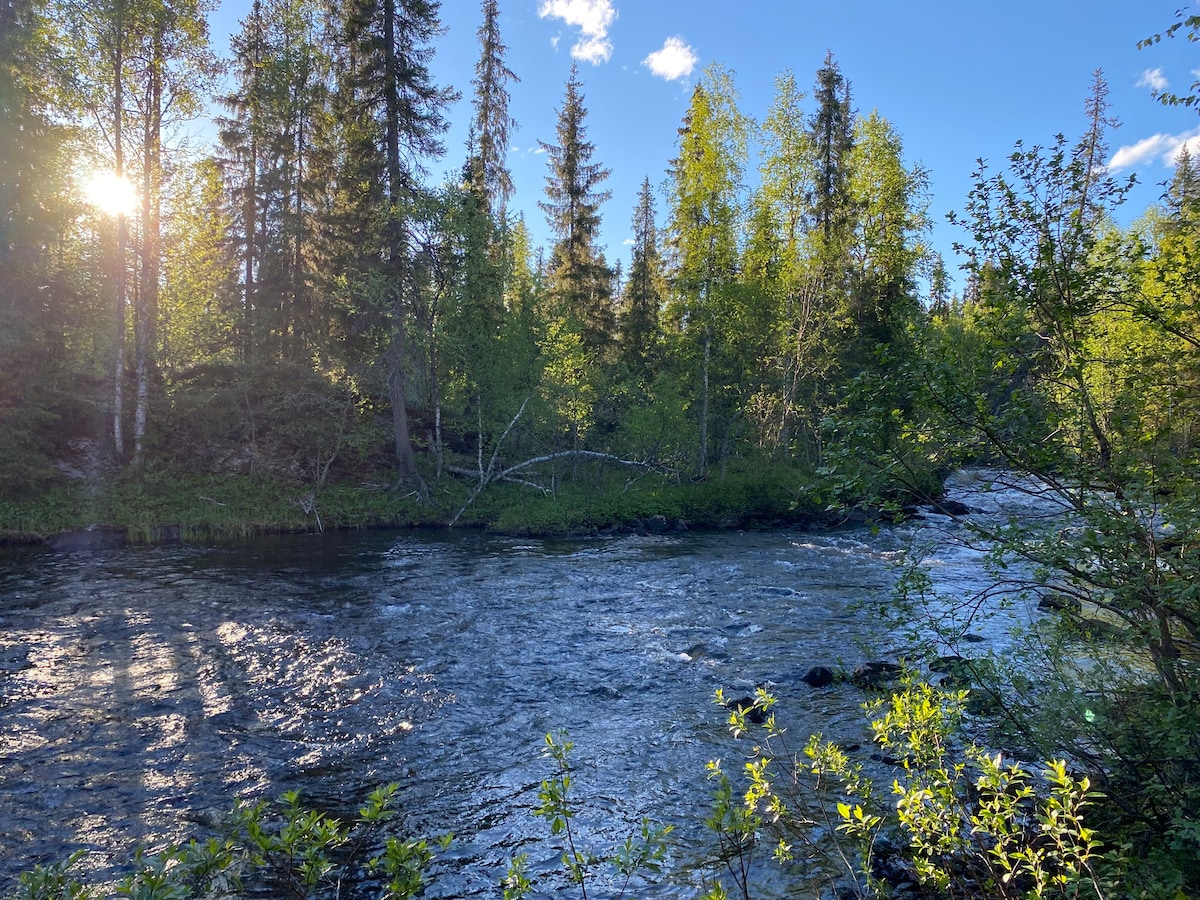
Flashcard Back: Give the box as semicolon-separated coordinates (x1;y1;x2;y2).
706;687;881;900
527;730;672;900
869;681;1109;899
6;785;447;900
710;684;1114;900
10;851;91;900
892;80;1200;895
500;853;532;900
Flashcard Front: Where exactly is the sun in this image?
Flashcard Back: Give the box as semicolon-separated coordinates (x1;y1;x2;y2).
84;170;138;217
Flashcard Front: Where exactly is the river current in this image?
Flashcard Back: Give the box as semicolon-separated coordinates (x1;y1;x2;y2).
0;472;1054;897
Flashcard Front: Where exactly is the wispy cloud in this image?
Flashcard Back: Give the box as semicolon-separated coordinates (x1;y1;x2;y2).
1109;127;1200;170
1137;67;1169;92
643;36;698;81
538;0;617;65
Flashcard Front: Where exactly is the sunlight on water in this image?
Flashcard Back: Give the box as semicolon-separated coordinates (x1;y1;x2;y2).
0;478;1066;895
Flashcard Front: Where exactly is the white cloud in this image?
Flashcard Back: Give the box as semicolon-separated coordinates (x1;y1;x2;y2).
573;35;613;64
1109;127;1200;170
643;36;698;81
539;0;616;65
1137;67;1169;92
539;0;615;36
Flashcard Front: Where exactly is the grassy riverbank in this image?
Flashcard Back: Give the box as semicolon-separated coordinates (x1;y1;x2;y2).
0;458;920;547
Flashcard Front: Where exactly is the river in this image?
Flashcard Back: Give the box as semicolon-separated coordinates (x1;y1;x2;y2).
0;472;1053;897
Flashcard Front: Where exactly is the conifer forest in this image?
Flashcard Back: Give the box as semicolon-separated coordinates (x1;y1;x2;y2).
3;0;1200;896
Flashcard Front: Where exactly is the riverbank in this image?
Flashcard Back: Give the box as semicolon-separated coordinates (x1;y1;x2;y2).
0;459;931;547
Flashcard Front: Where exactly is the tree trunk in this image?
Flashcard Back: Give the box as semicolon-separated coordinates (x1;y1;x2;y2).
698;322;710;479
111;0;126;461
381;0;422;488
386;317;421;483
133;31;161;466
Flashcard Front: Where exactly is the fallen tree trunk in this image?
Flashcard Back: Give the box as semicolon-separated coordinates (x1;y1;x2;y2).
448;450;668;527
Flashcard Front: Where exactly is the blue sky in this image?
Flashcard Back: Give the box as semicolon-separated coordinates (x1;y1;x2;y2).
209;1;1200;294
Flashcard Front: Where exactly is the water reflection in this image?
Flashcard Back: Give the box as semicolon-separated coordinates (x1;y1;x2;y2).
0;480;1049;895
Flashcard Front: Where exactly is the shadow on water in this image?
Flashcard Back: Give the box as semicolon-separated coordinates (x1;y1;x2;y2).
0;489;1048;896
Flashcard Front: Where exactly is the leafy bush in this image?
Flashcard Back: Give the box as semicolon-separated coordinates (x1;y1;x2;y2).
707;681;1115;900
5;785;448;900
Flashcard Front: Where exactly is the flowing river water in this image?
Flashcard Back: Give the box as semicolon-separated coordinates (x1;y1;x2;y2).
0;472;1061;897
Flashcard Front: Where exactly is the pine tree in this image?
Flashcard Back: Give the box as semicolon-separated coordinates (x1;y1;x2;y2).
219;0;329;365
1074;69;1120;236
538;62;614;355
1166;144;1200;223
218;0;268;364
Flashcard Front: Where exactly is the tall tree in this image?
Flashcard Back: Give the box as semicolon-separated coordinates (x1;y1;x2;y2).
467;0;518;219
159;157;238;371
807;51;855;255
1073;70;1119;238
1165;143;1200;221
0;0;83;494
618;176;663;374
754;68;830;458
538;62;614;356
331;0;453;487
220;0;328;366
664;64;748;477
846;110;929;356
59;0;140;459
125;0;217;464
218;0;266;365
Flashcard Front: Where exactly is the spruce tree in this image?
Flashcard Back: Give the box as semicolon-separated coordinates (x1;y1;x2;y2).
619;177;663;374
329;0;454;487
807;51;855;253
220;0;330;365
538;62;614;356
468;0;518;219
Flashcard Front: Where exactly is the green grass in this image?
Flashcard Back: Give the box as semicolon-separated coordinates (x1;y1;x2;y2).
0;457;889;545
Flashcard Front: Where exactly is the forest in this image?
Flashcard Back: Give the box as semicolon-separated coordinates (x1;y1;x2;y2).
2;0;959;536
2;0;1200;895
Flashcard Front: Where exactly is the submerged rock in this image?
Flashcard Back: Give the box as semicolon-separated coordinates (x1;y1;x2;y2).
44;525;127;552
1038;593;1083;614
800;665;835;688
851;660;903;687
932;499;972;516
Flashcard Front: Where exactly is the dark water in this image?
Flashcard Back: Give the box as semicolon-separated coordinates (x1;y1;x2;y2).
0;473;1048;896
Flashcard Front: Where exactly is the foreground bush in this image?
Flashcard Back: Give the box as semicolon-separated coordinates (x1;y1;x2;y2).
8;680;1125;900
